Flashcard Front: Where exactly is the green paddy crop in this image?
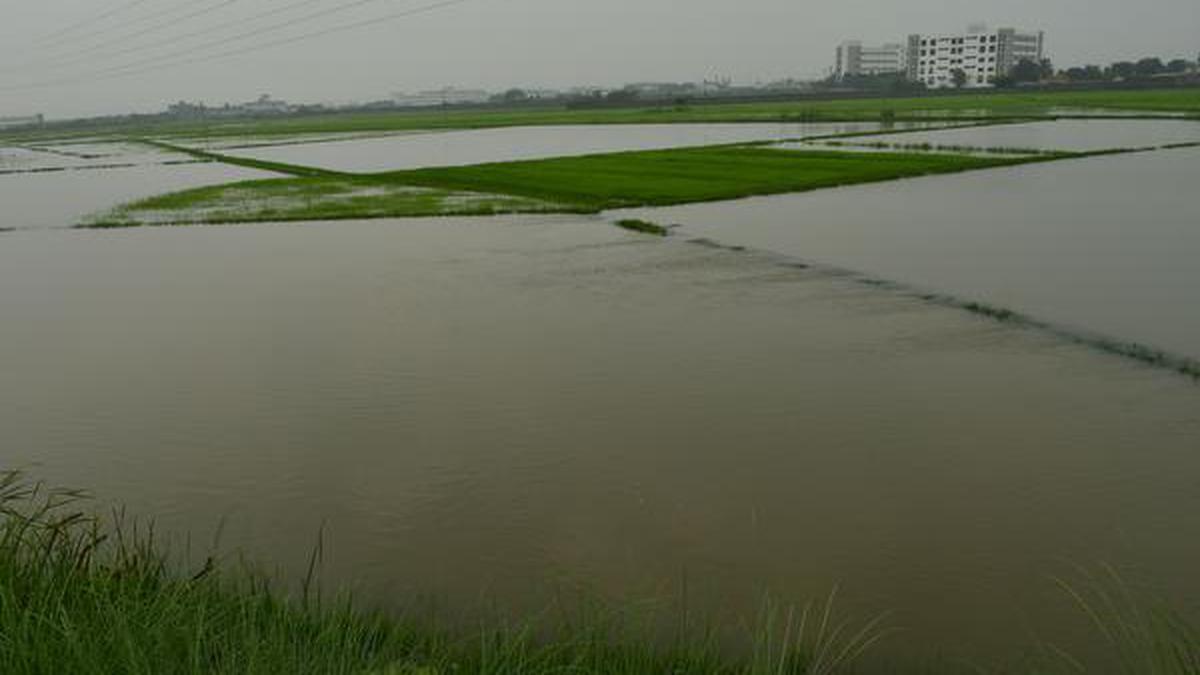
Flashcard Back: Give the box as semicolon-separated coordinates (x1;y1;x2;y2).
89;144;1041;228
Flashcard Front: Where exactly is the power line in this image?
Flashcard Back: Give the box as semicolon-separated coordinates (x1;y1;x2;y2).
31;0;404;77
1;0;482;92
26;0;328;74
33;0;154;44
34;0;218;56
30;0;245;69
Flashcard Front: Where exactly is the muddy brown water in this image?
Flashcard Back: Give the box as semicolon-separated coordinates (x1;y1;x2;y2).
624;144;1200;363
2;217;1198;669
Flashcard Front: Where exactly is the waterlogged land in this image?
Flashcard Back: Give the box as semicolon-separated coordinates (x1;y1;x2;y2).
4;218;1200;671
4;101;1200;672
92;145;1044;226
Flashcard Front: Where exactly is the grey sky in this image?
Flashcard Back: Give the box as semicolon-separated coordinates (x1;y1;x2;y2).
2;0;1197;119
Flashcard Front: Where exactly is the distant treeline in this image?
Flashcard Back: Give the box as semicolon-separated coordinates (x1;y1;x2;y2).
833;55;1199;93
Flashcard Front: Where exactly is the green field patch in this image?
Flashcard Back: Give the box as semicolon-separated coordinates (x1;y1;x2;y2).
87;176;569;227
87;146;1041;227
386;146;1039;211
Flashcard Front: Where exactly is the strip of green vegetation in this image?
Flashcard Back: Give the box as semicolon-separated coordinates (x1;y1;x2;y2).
386;147;1045;211
817;140;1054;156
88;175;571;227
139;138;343;177
92;146;1043;228
615;219;671;236
6;88;1199;144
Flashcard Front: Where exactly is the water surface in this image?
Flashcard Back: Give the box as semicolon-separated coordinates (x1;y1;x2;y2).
629;146;1200;361
0;160;277;230
842;118;1200;152
214;122;915;172
2;218;1197;669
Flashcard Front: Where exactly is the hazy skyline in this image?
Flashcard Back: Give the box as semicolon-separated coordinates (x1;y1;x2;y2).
2;0;1198;119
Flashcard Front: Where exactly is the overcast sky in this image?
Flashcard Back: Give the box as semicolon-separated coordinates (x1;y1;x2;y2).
2;0;1197;119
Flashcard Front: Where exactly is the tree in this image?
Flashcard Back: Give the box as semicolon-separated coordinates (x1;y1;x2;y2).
1108;61;1137;79
1135;57;1165;77
1038;58;1055;79
501;88;528;103
1166;59;1192;74
605;87;639;103
1011;59;1042;83
950;68;968;88
1065;65;1104;81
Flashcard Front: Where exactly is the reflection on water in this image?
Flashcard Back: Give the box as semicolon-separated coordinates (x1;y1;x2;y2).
214;122;921;172
628;147;1200;361
1;218;1198;667
841;118;1200;152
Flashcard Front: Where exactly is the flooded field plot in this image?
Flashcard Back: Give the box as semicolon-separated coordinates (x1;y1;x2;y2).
0;140;185;173
836;118;1200;152
213;122;930;172
0;160;278;230
2;218;1198;666
627;146;1200;361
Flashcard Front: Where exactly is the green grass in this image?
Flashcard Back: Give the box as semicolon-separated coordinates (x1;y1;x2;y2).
6;88;1199;144
139;139;343;178
87;176;570;227
91;145;1042;228
615;219;672;236
386;146;1043;210
0;470;889;675
4;470;1197;674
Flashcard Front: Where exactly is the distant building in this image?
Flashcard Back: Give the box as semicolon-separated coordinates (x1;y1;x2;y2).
0;114;45;129
908;26;1045;88
835;25;1045;88
834;41;909;80
239;94;293;115
623;82;701;99
165;95;294;118
392;87;490;107
523;89;562;100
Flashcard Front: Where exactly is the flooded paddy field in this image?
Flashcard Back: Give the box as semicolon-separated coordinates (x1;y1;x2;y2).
827;118;1200;152
627;144;1200;362
2;217;1198;668
3;115;1199;669
208;122;932;172
0;143;278;230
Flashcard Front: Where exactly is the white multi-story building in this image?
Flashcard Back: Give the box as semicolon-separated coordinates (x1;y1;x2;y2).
834;41;908;80
907;27;1045;88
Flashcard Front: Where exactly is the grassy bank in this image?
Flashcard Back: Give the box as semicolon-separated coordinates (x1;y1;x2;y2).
5;88;1199;144
3;471;1196;674
91;146;1038;227
0;471;887;674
